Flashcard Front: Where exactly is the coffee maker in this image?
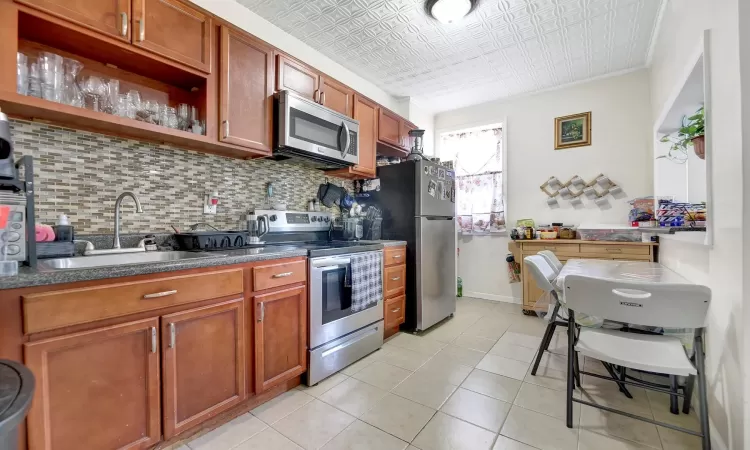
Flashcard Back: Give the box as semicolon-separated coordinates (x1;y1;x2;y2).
0;108;36;267
0;108;17;181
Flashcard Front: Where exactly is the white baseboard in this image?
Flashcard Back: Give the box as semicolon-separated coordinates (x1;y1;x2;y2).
463;292;521;304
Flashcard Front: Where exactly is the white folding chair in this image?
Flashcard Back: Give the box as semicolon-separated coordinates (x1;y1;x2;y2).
523;255;576;380
537;250;563;274
562;274;711;449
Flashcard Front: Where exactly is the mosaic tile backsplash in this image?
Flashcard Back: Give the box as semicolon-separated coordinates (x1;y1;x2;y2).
10;119;346;234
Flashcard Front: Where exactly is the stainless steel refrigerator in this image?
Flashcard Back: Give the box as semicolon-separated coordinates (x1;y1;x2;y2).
375;160;456;332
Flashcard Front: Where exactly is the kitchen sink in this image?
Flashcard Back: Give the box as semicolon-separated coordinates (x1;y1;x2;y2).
37;251;224;271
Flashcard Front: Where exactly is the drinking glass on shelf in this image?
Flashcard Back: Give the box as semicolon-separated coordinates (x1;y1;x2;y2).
191;119;205;135
102;79;119;114
177;103;190;131
166;107;178;129
126;90;141;114
61;57;83;107
115;94;130;117
16;53;28;96
28;62;42;98
158;104;169;127
39;52;63;103
81;75;105;112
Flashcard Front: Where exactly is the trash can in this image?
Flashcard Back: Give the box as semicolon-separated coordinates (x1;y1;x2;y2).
0;360;35;450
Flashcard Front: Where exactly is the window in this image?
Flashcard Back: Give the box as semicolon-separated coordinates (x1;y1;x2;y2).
440;125;505;234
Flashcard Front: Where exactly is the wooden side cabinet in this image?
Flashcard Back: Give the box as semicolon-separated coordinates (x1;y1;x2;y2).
383;245;407;338
24;318;162;450
161;298;246;439
220;26;274;153
378;108;402;148
253;285;307;393
327;93;378;179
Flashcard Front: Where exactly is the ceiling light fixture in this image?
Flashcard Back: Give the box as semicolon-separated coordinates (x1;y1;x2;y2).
425;0;479;24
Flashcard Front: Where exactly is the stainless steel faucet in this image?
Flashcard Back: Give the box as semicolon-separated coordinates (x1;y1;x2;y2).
113;191;143;249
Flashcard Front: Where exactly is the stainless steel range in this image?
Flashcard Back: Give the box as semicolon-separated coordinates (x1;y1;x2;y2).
255;210;384;386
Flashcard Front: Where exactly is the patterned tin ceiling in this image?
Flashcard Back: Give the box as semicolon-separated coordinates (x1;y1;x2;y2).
237;0;663;112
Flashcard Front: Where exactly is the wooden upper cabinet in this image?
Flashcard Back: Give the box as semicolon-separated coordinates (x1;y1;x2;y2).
219;26;274;153
161;299;246;439
24;318;161;450
131;0;211;73
254;285;307;393
320;76;354;117
276;54;319;100
378;108;402;148
352;94;378;175
16;0;132;41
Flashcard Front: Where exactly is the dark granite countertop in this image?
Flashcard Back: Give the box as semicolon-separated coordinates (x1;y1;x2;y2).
0;247;308;290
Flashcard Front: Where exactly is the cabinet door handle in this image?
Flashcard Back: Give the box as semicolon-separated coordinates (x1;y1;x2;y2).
313;90;319;102
121;12;128;37
169;323;176;348
320;91;326;105
605;248;622;253
392;255;402;259
150;327;157;353
391;277;401;281
223;120;229;139
272;272;293;278
137;18;145;42
258;303;265;322
143;289;177;299
391;308;401;313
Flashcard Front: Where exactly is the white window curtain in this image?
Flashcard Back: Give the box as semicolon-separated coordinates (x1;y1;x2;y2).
440;127;505;234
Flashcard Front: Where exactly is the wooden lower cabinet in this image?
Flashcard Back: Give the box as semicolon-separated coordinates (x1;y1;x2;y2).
253;285;307;393
161;298;246;439
383;246;407;338
24;318;162;450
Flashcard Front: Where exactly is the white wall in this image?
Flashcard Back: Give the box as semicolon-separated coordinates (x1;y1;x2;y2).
650;0;744;448
435;70;653;303
190;0;399;112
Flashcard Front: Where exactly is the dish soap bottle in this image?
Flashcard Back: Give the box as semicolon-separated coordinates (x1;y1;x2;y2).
457;277;463;297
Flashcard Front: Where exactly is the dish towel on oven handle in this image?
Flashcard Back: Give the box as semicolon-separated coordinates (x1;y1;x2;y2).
351;251;383;312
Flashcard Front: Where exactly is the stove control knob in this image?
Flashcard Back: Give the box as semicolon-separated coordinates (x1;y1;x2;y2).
270;215;277;222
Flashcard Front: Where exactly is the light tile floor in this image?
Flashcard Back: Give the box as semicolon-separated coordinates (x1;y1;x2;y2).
177;297;704;450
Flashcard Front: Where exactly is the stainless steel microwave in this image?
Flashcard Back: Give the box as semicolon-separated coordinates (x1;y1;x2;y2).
275;90;359;168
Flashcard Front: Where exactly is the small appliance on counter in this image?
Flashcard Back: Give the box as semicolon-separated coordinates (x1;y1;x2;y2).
0;108;36;270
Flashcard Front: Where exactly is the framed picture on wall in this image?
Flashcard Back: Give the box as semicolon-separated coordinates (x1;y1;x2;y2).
555;112;591;149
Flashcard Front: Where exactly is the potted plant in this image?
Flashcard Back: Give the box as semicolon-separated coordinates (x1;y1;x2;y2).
658;107;705;161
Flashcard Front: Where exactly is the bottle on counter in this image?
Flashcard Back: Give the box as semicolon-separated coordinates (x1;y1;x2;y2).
457;277;463;297
52;213;74;242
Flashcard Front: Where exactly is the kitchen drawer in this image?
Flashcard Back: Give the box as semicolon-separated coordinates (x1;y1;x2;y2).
384;295;405;329
384;265;406;298
523;243;580;255
384;246;406;267
23;269;244;334
579;244;651;256
253;260;307;291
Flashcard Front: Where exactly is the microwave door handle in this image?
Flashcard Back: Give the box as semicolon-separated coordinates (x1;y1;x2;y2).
339;121;350;157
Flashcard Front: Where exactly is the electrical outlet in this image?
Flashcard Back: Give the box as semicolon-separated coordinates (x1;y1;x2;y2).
204;204;217;215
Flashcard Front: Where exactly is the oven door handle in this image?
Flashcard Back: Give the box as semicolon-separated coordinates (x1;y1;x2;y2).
314;264;349;272
311;258;351;268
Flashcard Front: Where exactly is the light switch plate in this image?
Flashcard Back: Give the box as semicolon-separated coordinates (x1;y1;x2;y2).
203;204;217;214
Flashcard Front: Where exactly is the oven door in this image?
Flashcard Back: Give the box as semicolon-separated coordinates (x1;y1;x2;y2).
278;90;359;166
309;254;383;349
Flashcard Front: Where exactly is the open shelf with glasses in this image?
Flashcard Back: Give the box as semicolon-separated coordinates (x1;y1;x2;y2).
1;7;269;159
